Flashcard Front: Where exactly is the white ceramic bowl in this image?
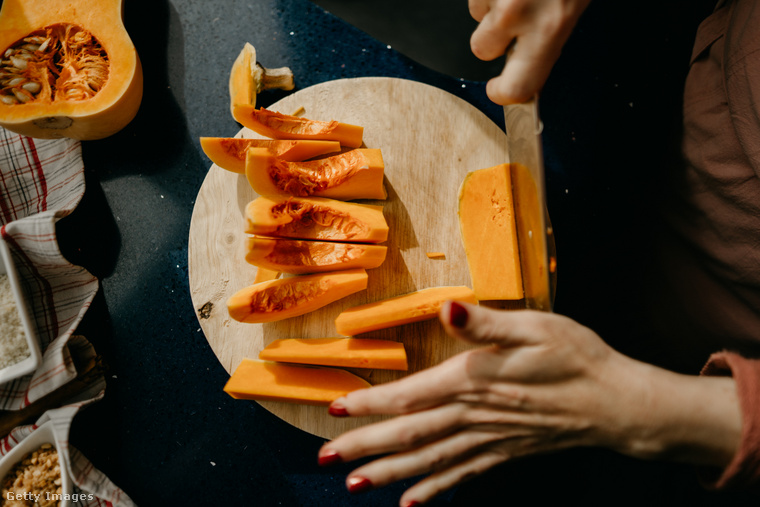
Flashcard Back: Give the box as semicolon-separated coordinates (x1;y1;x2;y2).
0;421;72;506
0;237;42;385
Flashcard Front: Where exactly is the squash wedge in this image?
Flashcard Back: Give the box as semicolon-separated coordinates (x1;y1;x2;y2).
246;237;387;274
246;147;386;200
224;358;370;406
227;268;368;323
245;196;388;244
233;105;364;148
200;137;341;173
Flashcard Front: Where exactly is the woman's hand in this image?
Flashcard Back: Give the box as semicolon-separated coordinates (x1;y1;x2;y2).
318;302;741;506
469;0;592;103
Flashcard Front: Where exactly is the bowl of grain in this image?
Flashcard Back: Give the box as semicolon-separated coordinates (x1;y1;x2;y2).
0;237;42;385
0;421;72;506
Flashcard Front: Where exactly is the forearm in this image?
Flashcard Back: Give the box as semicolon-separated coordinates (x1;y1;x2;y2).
599;356;741;468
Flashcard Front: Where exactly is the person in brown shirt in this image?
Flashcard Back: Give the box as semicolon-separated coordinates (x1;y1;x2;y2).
317;0;760;505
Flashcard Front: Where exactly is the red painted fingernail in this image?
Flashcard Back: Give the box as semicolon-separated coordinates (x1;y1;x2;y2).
449;301;469;328
402;501;421;507
318;450;342;466
328;403;349;417
347;476;373;494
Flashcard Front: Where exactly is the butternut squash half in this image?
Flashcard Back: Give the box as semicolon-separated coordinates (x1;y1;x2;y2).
227;268;368;323
246;147;386;200
245;196;388;244
224;358;371;406
458;163;523;300
233;105;364;148
200;137;341;173
335;286;478;336
245;237;387;274
259;338;408;370
0;0;143;140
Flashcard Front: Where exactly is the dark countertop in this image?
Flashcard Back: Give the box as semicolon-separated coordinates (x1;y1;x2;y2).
51;0;757;505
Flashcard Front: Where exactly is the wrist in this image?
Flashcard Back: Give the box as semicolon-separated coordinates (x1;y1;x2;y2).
598;356;742;467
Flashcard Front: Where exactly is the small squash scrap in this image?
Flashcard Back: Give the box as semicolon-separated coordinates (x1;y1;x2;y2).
253;267;280;283
259;338;408;370
0;0;143;140
335;286;478;336
245;196;388;244
246;147;386;200
458;163;523;300
224;358;370;406
233;105;364;148
227;268;368;323
246;237;387;274
200;137;341;173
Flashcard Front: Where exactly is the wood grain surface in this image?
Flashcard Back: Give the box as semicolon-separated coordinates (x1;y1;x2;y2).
188;77;515;439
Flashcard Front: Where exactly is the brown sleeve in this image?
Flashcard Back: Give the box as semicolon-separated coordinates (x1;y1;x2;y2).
699;351;760;491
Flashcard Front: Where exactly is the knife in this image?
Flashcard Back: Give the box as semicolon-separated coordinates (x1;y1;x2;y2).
504;97;555;312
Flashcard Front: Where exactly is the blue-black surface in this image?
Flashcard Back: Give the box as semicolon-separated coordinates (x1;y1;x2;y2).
52;0;758;505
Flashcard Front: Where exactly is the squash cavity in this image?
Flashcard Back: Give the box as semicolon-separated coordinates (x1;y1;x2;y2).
0;0;143;140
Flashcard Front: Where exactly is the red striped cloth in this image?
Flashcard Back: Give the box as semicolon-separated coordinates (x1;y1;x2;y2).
0;128;134;505
0;128;96;409
1;339;134;506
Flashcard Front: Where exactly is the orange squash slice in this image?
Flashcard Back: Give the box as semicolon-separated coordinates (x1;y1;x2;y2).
335;286;478;336
458;163;523;300
228;42;293;115
0;0;143;140
245;196;388;244
233;105;364;148
246;147;386;200
200;137;341;173
224;358;370;406
227;268;368;323
245;237;387;274
259;338;408;370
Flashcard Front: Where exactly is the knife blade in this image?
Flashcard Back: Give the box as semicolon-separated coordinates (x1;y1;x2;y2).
504;98;555;311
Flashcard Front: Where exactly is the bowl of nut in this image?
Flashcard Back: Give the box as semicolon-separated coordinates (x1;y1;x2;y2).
0;421;72;506
0;236;42;386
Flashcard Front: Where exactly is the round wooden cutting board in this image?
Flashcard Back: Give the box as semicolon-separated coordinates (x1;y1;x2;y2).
188;77;510;439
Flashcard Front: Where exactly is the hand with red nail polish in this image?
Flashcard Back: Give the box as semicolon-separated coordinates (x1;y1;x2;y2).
328;403;349;417
318;302;741;506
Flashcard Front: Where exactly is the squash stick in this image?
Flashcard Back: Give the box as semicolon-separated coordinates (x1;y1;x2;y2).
335;286;478;336
224;359;370;405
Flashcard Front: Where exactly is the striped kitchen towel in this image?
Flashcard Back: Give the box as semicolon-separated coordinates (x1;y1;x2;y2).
0;127;133;504
0;128;99;410
0;369;135;506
